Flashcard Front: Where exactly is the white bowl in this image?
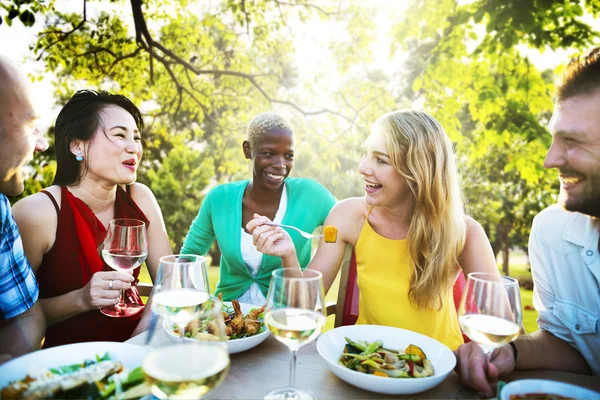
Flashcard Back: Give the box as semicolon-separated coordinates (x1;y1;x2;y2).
316;324;456;395
500;379;600;400
165;302;270;354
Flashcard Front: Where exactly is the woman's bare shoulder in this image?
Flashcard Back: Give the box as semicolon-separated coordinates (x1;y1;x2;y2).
13;186;61;216
327;197;368;244
331;197;368;214
12;186;61;255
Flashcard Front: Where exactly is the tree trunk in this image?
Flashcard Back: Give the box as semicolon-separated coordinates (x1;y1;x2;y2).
502;242;510;276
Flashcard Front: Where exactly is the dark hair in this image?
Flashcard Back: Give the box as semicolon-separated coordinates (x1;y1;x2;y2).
556;47;600;101
52;90;144;186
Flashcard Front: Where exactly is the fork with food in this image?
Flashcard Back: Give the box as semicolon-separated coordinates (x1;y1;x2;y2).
263;222;337;243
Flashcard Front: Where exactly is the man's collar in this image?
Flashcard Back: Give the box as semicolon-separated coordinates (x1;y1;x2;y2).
563;211;600;248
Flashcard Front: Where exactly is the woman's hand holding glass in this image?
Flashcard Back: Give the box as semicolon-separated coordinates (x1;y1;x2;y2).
100;218;148;317
457;272;523;355
82;270;134;309
263;268;326;400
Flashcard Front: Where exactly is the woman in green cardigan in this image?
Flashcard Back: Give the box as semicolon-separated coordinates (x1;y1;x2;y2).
181;112;336;303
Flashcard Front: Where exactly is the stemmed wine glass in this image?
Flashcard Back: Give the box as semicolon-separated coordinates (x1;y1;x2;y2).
458;272;523;354
144;295;229;399
101;218;148;318
152;254;210;339
264;268;326;400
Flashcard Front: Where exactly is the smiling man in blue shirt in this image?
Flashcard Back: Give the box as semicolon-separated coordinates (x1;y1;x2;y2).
455;47;600;396
0;54;49;362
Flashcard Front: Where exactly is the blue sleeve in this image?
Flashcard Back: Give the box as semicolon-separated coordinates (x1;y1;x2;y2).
180;190;216;256
0;195;39;320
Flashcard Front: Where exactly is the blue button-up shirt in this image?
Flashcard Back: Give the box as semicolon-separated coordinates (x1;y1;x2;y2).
529;204;600;375
0;193;38;320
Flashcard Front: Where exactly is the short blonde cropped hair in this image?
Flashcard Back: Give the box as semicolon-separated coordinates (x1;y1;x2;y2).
246;112;294;148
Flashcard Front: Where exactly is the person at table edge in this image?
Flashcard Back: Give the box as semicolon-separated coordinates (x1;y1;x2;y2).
0;54;48;361
454;47;600;397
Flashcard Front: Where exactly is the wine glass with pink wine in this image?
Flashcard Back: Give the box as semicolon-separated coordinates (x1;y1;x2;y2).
100;218;148;318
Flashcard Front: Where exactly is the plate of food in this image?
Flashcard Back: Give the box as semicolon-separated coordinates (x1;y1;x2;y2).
500;379;600;400
165;300;270;354
0;342;149;399
316;324;456;395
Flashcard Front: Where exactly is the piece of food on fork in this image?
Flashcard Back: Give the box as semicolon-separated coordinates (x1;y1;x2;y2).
323;225;338;243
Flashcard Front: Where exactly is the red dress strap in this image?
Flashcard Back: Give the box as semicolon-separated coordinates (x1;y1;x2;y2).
40;190;59;216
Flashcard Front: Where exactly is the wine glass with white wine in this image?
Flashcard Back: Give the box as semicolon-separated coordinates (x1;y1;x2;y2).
458;272;523;355
143;295;229;399
264;268;326;400
150;254;210;335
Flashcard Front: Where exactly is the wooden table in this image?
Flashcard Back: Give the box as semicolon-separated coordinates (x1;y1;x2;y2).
126;331;600;399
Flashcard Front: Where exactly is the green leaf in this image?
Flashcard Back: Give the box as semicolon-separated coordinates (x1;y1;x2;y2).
19;9;35;27
7;8;19;20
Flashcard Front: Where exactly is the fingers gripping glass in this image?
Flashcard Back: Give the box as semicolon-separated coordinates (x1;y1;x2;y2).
458;272;523;355
100;218;148;318
264;268;326;400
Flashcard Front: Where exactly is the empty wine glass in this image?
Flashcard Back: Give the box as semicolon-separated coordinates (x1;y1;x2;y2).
144;295;229;399
458;272;523;354
264;268;326;400
101;218;148;318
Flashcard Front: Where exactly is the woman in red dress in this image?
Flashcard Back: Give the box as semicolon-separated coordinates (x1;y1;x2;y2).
12;90;172;347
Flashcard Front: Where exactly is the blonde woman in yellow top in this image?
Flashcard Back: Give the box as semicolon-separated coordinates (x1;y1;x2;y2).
247;110;500;350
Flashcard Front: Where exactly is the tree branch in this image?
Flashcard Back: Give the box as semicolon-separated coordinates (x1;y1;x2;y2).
271;0;338;18
36;0;87;61
129;0;352;121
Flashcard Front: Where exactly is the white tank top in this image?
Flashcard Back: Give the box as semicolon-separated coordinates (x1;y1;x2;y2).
238;185;288;305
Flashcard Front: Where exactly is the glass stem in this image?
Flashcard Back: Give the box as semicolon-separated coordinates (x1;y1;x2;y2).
117;289;126;308
288;349;297;388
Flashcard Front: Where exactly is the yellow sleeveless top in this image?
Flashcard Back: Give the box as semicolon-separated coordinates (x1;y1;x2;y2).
355;216;464;350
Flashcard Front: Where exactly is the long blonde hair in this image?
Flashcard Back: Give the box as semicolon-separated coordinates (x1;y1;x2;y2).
372;110;466;310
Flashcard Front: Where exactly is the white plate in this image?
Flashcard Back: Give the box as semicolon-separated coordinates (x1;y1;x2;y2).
165;302;270;354
316;324;456;395
0;341;148;388
500;379;600;400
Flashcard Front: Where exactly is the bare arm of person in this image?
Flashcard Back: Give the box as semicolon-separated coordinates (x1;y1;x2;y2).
457;216;500;276
248;198;366;294
127;183;173;336
128;183;172;282
455;330;591;397
0;302;46;358
12;191;135;327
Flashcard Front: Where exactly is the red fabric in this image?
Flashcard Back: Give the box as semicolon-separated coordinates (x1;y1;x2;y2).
453;271;471;343
341;251;359;326
37;186;149;348
341;251;471;343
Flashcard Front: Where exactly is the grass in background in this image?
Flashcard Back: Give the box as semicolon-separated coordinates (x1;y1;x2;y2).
139;251;538;334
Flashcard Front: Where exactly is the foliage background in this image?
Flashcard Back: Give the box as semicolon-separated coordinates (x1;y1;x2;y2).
3;0;599;272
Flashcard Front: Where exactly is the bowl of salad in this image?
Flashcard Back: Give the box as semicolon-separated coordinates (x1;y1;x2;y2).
165;301;270;354
316;325;456;395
